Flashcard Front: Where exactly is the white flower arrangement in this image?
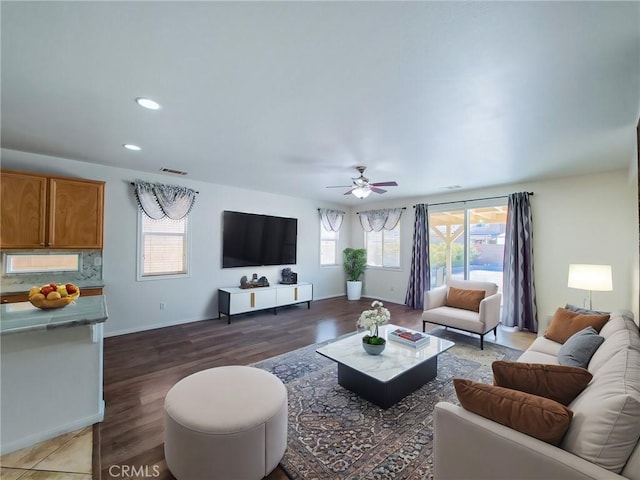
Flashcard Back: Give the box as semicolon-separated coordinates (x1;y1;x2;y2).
357;300;390;338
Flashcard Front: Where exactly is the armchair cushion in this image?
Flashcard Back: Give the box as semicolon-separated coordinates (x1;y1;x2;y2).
545;307;610;344
492;361;592;405
453;378;573;446
445;286;485;312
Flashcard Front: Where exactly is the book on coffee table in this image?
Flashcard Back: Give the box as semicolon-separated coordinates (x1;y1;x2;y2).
388;328;431;348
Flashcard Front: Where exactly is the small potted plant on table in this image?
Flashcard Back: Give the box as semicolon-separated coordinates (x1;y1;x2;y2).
357;300;390;355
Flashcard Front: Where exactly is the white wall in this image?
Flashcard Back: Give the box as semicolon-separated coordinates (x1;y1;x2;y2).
349;170;639;331
3;148;637;335
1;149;349;336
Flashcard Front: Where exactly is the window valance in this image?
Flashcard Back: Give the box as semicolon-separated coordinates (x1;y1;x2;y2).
133;181;197;220
318;208;345;232
359;208;403;232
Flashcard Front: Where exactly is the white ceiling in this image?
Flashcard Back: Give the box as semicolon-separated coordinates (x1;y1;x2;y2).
2;1;639;205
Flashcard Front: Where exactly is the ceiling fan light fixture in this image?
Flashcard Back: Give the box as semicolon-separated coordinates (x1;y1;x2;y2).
352;186;372;199
123;143;141;151
135;97;161;110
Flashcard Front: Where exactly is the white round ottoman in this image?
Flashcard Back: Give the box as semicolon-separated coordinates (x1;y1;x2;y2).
164;365;287;480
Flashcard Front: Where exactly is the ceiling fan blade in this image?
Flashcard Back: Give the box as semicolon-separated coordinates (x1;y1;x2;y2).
326;185;352;188
344;188;356;195
371;181;398;187
371;187;387;194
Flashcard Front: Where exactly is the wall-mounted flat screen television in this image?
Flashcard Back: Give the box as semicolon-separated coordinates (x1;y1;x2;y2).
222;211;297;268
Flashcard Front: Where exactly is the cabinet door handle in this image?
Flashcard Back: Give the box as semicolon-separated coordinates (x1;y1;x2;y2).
250;292;255;308
294;287;298;301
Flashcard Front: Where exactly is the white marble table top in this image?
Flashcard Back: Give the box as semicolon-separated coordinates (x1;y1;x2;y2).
316;324;455;383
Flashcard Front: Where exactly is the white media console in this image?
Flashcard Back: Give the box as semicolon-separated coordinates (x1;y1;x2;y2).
218;282;313;324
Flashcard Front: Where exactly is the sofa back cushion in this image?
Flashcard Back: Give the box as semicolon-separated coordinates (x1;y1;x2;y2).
544;307;610;344
588;314;640;374
562;346;640;473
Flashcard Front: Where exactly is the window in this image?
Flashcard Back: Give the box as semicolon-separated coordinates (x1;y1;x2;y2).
365;224;400;268
428;202;507;291
320;221;339;266
138;212;189;279
4;253;80;274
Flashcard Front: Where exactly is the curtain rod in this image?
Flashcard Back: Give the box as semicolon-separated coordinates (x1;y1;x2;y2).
413;192;533;208
356;207;407;215
130;182;199;194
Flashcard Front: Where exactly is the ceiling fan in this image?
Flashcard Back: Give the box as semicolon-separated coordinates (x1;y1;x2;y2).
326;166;398;198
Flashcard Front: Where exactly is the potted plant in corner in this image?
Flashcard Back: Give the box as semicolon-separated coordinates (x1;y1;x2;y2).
343;247;367;300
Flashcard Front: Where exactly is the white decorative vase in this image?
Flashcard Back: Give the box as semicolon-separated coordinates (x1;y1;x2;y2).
346;281;362;300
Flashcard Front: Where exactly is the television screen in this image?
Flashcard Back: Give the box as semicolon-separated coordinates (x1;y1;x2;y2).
222;211;297;268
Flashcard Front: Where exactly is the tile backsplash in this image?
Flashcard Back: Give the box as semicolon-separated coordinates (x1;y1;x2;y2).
1;250;103;293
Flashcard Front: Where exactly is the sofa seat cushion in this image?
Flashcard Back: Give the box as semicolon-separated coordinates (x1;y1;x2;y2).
422;306;483;333
516;350;559;365
492;361;592;405
562;346;640;473
453;378;573;446
526;336;563;357
544;307;610;344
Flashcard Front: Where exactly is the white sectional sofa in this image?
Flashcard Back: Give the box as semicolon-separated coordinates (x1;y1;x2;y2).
434;310;640;480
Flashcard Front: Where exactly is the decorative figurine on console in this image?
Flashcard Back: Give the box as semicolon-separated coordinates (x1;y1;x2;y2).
280;268;298;285
240;274;269;289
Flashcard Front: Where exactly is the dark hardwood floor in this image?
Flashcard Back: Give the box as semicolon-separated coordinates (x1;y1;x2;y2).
100;296;534;480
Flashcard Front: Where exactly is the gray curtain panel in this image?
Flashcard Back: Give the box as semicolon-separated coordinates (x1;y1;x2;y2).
502;192;538;332
134;181;197;220
405;204;430;309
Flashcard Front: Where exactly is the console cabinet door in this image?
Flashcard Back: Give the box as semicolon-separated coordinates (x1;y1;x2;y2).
230;289;277;314
0;172;47;248
48;178;104;249
276;284;312;306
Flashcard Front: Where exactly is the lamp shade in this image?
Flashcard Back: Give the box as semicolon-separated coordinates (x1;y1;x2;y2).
567;264;613;291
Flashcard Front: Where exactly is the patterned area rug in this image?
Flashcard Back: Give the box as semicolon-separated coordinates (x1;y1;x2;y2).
253;329;523;480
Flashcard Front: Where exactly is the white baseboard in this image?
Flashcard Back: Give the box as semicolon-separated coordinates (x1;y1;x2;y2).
0;409;103;456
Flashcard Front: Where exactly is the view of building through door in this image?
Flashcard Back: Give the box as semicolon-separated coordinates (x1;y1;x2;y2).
428;203;508;292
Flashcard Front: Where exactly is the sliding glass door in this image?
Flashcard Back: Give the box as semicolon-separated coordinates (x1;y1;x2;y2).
428;202;508;292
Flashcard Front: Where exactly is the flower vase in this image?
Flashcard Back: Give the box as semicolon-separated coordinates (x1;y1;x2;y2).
362;339;386;355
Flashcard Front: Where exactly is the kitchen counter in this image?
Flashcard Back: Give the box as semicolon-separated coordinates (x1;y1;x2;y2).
0;295;107;454
0;295;107;335
0;282;105;295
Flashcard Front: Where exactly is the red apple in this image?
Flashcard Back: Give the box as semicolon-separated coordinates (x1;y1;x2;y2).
49;283;58;289
65;284;78;294
41;286;55;296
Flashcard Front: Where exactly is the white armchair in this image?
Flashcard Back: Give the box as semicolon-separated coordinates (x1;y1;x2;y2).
421;279;502;349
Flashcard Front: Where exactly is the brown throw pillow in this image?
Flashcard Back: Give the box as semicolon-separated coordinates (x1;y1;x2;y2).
545;307;610;344
492;361;593;405
453;378;573;446
446;286;485;312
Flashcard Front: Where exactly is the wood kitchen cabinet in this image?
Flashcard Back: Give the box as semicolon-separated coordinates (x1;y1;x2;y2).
0;170;104;249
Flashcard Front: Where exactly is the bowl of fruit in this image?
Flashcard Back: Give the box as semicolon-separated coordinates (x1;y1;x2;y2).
28;283;81;309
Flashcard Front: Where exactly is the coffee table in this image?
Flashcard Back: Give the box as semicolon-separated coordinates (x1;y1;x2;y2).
316;324;454;408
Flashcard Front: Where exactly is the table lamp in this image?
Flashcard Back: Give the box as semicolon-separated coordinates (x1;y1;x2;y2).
567;264;613;310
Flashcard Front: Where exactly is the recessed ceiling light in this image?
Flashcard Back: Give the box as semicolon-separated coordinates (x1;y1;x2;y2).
123;144;142;151
135;97;161;110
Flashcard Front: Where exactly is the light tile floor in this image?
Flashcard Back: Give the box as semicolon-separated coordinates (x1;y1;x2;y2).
0;426;92;479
